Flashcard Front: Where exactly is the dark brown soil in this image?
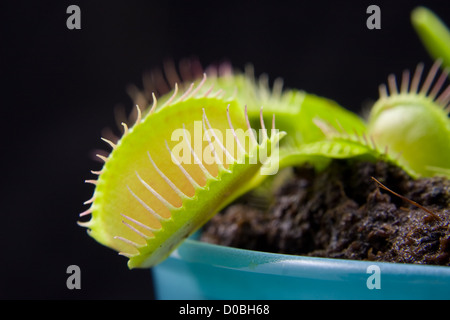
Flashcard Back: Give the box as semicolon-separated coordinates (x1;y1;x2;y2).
201;160;450;265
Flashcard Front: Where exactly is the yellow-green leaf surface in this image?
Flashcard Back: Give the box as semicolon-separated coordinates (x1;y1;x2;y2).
368;61;450;178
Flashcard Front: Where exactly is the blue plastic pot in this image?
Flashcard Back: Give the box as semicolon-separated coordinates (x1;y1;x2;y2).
152;238;450;299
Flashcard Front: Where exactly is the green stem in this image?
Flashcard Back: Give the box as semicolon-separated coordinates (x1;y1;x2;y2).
411;6;450;70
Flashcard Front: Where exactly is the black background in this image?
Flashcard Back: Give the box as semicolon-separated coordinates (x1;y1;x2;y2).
1;0;449;299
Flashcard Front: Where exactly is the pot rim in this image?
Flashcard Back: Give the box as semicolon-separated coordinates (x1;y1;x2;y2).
168;238;450;277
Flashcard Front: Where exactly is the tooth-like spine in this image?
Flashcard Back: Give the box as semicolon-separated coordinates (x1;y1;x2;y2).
177;82;194;102
245;105;258;144
420;60;440;95
379;84;388;99
126;185;166;221
226;104;246;155
114;236;141;249
429;68;448;100
121;122;129;135
380;61;450;110
96;154;108;163
79;208;92;217
163;83;178;107
362;133;369;147
272;77;284;98
83;196;95;205
202;111;232;172
410;63;424;94
182;123;216;180
258;73;270;101
203;84;214;97
101;137;117;150
260;107;268;140
202;109;235;163
334;119;350;138
150;93;158;114
121;220;151;240
165;140;202;189
388;74;398;95
120;213;160;232
118;252;133;258
135;105;142;125
352;128;362;143
147;151;188;199
135;171;177;210
202;112;222;168
212;89;223;98
437;86;450;106
190;73;207;97
401;70;410;93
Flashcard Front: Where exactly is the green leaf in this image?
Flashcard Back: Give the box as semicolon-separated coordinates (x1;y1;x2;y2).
80;82;285;268
411;6;450;70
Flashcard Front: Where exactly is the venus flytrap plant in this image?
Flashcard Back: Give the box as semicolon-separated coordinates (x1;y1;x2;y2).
294;60;450;180
271;7;450;177
203;65;370;171
127;63;369;173
81;61;449;268
81;6;450;269
367;60;450;178
79;77;285;268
